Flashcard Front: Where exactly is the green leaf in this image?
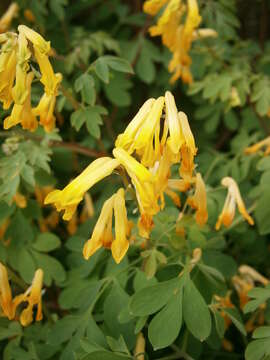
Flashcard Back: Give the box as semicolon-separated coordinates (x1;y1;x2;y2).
183;279;211;341
75;74;96;105
257;157;270;171
33;232;61;252
32;251;66;286
253;326;270;339
148;288;182;350
103;56;133;74
85;107;104;139
255;188;270;235
81;351;132;360
18;249;36;283
129;277;182;316
104;283;135;346
0;322;22;341
104;73;132;107
48;315;82;345
245;338;270;360
95;58;110;83
70;109;85;131
223;308;246;335
212;310;225;339
244;287;270;313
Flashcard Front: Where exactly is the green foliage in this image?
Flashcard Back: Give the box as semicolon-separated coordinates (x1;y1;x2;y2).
0;0;270;359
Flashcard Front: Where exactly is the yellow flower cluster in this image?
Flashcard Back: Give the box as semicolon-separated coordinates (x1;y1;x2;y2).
0;263;43;326
0;25;62;132
45;91;208;263
143;0;217;84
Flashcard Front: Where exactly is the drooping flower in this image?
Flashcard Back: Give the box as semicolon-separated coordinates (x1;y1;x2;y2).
215;177;254;230
83;188;132;263
0;263;14;319
45;157;120;220
245;136;270;156
13;269;43;326
0;35;17;109
144;0;216;83
165;91;183;154
0;3;19;33
4;72;38;131
115;98;155;152
0;25;62;131
187;172;208;226
178;111;197;180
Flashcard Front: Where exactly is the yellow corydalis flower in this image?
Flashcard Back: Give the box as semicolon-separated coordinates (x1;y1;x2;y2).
44;157;120;221
165;91;183;154
13;269;43;326
245;136;270;156
115;98;155;152
178;110;197;180
187;172;208;226
4;71;38;131
143;0;168;15
0;3;19;33
215;177;254;230
144;0;216;83
83;188;132;264
0;263;14;319
0;25;62;132
0;35;17;109
0;264;43;326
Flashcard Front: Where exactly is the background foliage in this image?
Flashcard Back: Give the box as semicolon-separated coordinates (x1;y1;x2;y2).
1;0;270;359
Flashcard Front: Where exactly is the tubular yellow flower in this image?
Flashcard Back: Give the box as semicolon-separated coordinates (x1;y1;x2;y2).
13;269;43;326
111;188;131;264
187;172;208;226
12;32;31;105
115;98;155;151
165;91;183;154
33;73;62;132
83;195;114;259
143;0;169;15
34;46;61;94
0;263;14;319
215;177;254;230
134;97;164;152
245;136;270;156
44;157;120;220
145;0;209;83
4;72;38;131
0;3;19;33
0;41;16;109
18;25;50;55
178;111;197;179
83;188;132;263
113;147;153;183
0;25;62;131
